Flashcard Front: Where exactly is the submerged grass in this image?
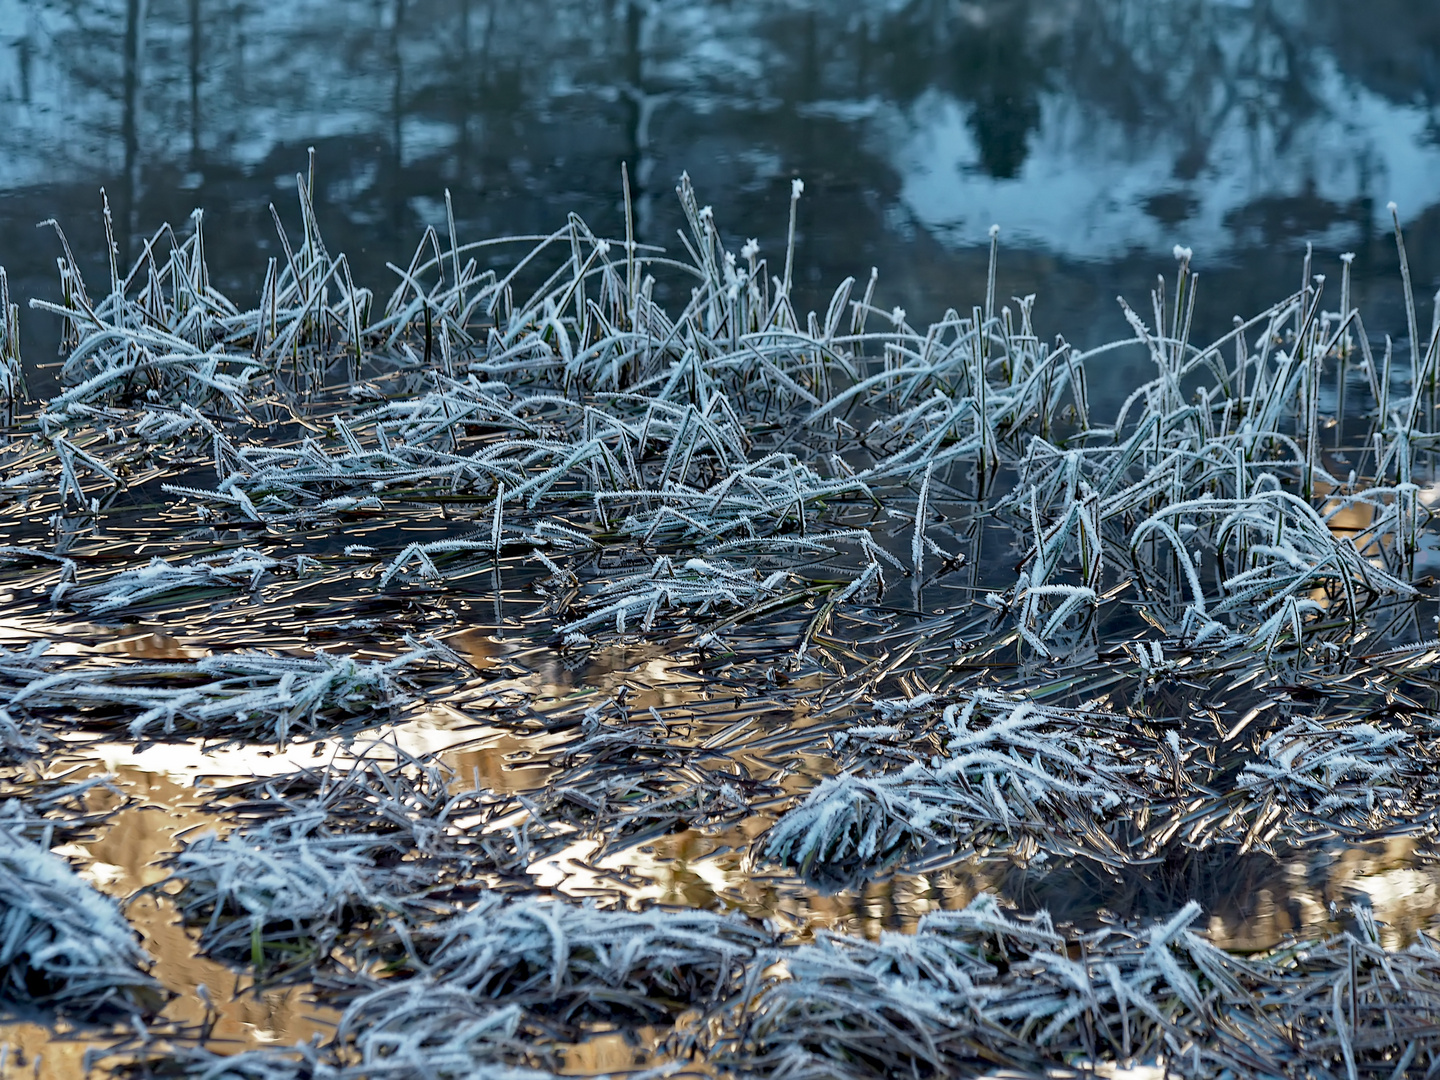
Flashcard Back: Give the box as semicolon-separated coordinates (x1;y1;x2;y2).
2;161;1440;1076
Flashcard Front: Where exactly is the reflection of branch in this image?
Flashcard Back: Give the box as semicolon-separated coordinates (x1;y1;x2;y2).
0;0;1403;236
1065;0;1325;147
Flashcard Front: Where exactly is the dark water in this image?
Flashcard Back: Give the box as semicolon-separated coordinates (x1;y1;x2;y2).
3;0;1440;380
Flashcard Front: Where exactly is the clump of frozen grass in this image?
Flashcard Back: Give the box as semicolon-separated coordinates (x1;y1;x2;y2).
1233;717;1440;840
375;894;771;1023
706;893;1440;1079
61;547;308;616
764;691;1176;878
759;772;944;879
995;241;1439;667
4;639;460;743
771;684;1440;865
332;987;553;1079
219;743;555;875
168;746;568;970
1130;487;1416;653
168;380;869;543
32;168;372;416
168;819;429;969
551;528;905;647
558;554;789;636
704;894;1243;1078
0;823;159;1017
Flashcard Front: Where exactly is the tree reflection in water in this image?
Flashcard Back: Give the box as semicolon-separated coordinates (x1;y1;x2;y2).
0;1;1435;332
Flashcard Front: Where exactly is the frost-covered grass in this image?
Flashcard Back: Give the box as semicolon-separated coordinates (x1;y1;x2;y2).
167;747;537;971
763;690;1175;879
5;165;1440;1075
702;894;1440;1079
59;547;313;617
0;638;463;743
0;823;158;1018
372;895;771;1021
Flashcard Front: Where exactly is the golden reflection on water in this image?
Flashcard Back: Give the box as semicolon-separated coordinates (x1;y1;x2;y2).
556;1029;656;1075
449;628;713;716
0;618;212;658
1205;837;1440;952
598;827;993;939
100;627;209;661
444;730;567;794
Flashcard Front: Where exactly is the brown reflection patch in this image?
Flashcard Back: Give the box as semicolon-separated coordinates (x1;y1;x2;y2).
100;627;207;661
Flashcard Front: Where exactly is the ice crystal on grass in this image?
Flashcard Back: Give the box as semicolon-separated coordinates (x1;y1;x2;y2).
704;894;1440;1079
559;554;789;637
1234;717;1440;840
169;748;537;969
705;895;1242;1078
168;822;427;969
333;988;554;1079
217;744;534;867
0;824;158;1018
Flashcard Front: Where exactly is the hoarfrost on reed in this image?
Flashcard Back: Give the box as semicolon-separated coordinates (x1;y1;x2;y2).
58;547;299;615
373;894;772;1022
167;746;544;968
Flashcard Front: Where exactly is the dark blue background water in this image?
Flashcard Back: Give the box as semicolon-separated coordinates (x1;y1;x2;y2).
1;0;1438;392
